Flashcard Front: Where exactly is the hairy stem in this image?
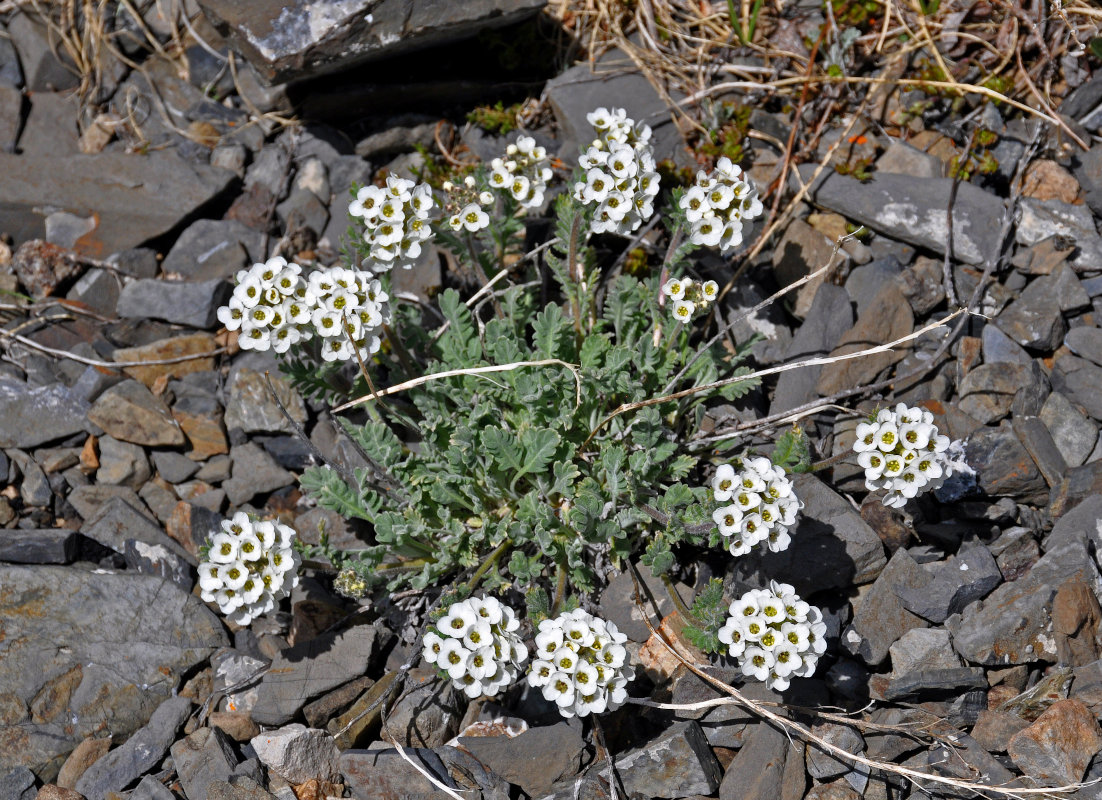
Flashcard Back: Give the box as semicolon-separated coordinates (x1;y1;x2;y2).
551;561;568;616
810;450;852;472
466;233;504;318
465;538;511;593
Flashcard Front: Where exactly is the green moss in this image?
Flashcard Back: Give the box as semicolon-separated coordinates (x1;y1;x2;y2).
467;101;523;136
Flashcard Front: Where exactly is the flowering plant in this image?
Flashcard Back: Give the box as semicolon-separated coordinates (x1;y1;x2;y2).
423;595;529;698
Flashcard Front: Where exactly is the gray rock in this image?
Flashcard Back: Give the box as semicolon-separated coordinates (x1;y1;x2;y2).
67;484;150;521
806;723;865;780
958;363;1026;425
882;667;988;701
1066;326;1102;367
893;544;1002;624
131;775;178;800
223;368;307;435
1051;354;1102;422
0;23;24;89
719;722;794;800
737;473;886;596
116;277;231;329
844;256;903;316
0;766;36;800
66;267;122;316
998;273;1067;351
199;0;546;83
599;562;692;643
7;12;78;91
0;566;224;773
948;512;1101;664
0;529;80;564
341;748;459;800
380;668;464;748
75;695;193;800
170;726;240;800
722;276;793;365
95;435;151;489
0;378;91;448
457;722;584;798
1074;145;1102;218
318;155;373;258
222;442;295;506
1018;197;1102;274
276;189;329;235
547;46;685;165
87;380;184;447
966;421;1048;501
616;721;722;798
250;724;340;785
18;91;80;157
981;323;1031;366
1008;699;1102;787
251;622;391;726
770;284;853;415
1014;415;1068;487
1052;263;1092;313
815;283;913;397
151;450;201;483
162;219;266;281
7;449;52;507
887;628;961;677
1041;392;1097;468
842;549;928;666
0;85;21;154
800;164;1002;265
433;747;511;800
0;151;234;252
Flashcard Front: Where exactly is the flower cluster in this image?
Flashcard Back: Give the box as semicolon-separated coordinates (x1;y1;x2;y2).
711;457;801;556
198;512;300;626
217;258;390;363
527;609;633;718
424;596;529;699
574;107;661;236
852;403;957;508
488;135;552;209
442;176;493;233
349;174;434;270
679;156;763;252
662;276;719;321
718;582;826;691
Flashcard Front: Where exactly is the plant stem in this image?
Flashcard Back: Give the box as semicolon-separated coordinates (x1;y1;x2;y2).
810;450;852;472
551;561;568;616
661;224;684;271
466;234;504;318
566;214;584;336
661;573;702;626
465;538;510;593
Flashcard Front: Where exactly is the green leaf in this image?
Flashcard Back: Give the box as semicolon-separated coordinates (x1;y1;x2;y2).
599;443;627;501
642;536;675;575
520;428;562;477
532;303;571;359
437;288;482;367
717;366;758;401
549;460;580;499
338;419;404;469
525;586;552;625
771;427;812;473
300;466;375;522
580;333;611;369
1092;37;1102;61
481;427;525;474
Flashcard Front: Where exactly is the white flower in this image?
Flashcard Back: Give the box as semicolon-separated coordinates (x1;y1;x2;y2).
720;585;824;690
682;159;762;252
852;403;964;508
705;459;801;556
198;515;300;625
458;202;490;232
527;609;634;718
573;107;659;236
426;596;528;699
672;299;696;321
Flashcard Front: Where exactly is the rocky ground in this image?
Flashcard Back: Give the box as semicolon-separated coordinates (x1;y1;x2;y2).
3;0;1102;799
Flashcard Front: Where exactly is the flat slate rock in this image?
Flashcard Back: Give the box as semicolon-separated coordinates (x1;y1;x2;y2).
0;529;81;564
87;380;186;447
0;566;226;775
162;218;266;281
0;151;235;254
116;277;231;330
0;378;91;448
800;164;1002;265
199;0;546;84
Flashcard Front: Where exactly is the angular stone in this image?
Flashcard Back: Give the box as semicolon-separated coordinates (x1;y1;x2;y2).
19;92;80;158
965;421;1047;501
222;442;294;506
1018;197;1102;274
170;726;239;800
0;151;234;254
457;721;584;798
166;502;224;558
95;435;151;489
598;563;692;644
0;766;35;800
116;278;231;329
893;544;1002;624
888;628;962;677
882;667;987;701
719;722;789;800
162;219;266;281
815;283;913;397
87;381;185;447
0;529;80;564
770;284;853;415
801;164;1002;265
806;723;864;780
971;710;1030;753
772;218;845;319
200;0;546;84
842;549;928;666
341;748;460;800
250;724;339;785
12;240;85;299
206;777;277;800
251;622;390;726
74;696;193;800
1041;392;1097;468
0;379;90;448
738;473;886;596
614;721;721;799
151;451;200;484
1008;699;1102;786
377;667;463;748
948;513;1100;664
301;675;373;729
7;12;78;92
998;275;1067;351
958;362;1026;424
113;333;219;388
56;736;112;791
223;368;307;435
1051;354;1102;422
172;404;229;461
1013;415;1068;487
